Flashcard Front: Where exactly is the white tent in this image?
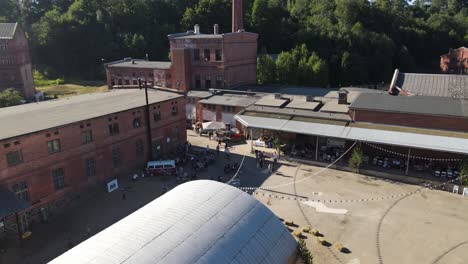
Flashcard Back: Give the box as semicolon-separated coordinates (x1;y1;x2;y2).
49;180;297;264
202;121;226;131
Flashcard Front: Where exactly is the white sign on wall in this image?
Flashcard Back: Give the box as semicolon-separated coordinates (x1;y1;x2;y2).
463;187;468;197
107;179;119;193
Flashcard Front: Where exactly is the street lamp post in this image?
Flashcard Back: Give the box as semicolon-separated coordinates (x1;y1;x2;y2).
139;78;153;161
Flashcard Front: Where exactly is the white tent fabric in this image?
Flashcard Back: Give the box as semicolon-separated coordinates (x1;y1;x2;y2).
49;181;296;264
202;121;226;131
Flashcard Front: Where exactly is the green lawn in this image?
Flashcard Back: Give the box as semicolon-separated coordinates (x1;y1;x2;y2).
36;82;108;99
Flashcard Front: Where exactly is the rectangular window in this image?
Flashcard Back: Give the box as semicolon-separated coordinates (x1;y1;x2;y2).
52;168;65;191
194;49;200;61
195;75;201;89
85;158;96;177
108;123;120;136
81;130;93;144
215;49;222;61
205;79;211;89
12;181;29;201
153;111;161;121
133;117;141;128
136;139;144;157
112;147;121;168
172;106;178;116
216;76;223;88
204;49;210;61
6;150;23;166
47;139;61;154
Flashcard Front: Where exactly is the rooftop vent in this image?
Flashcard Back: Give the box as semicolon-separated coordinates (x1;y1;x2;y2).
214;24;219;35
132;60;136;64
274;93;282;99
338;90;349;104
306;95;314;102
194;24;200;35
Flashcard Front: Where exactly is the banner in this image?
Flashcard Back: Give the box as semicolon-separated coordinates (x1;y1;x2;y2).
107;179;119;193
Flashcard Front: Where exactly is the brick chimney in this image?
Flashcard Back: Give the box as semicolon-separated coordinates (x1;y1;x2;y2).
232;0;243;32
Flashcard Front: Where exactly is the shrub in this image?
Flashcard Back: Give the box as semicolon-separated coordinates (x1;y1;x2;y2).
349;146;363;173
297;239;313;264
460;161;468;186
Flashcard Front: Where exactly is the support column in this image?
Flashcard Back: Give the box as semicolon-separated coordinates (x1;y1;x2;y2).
250;128;253;153
315;136;319;161
405;148;411;176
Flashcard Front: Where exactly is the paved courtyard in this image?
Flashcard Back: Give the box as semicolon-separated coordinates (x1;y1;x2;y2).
2;129;468;264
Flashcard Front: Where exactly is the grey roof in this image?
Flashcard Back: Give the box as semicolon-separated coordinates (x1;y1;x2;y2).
0;89;182;140
0;23;18;39
199;94;260;107
320;101;349;114
187;90;213;99
350;93;468;118
235;85;338;96
50;180;296;264
254;95;289;107
0;187;30;218
396;72;468;98
244;105;352;122
235;115;468;154
284;99;320;111
107;59;171;69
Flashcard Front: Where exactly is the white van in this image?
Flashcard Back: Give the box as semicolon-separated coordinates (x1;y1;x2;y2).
146;160;176;176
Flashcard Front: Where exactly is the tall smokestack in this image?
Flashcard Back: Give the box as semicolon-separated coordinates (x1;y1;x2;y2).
232;0;243;32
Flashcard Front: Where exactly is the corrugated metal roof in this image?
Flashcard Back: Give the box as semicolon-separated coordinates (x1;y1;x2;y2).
350;93;468;117
235;114;468;154
0;23;17;39
49;181;296;264
0;89;182;140
199;95;259;107
396;73;468;98
245;105;352;122
107;60;171;69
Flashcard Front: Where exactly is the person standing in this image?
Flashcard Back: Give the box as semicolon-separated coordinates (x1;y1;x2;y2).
216;144;220;156
273;152;278;170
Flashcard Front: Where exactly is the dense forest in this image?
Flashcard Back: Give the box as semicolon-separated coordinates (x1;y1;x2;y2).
0;0;467;86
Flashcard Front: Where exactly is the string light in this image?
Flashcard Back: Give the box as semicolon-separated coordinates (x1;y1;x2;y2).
363;142;465;162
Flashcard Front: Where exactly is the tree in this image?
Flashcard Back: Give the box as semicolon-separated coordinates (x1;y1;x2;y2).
257;55;277;84
460;161;468;186
297;239;313;264
348;146;363;174
0;89;24;108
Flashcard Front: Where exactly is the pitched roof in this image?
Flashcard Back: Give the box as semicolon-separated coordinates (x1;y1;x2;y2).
106;59;171;69
49;180;296;264
350;93;468;118
0;89;182;140
395;72;468;98
0;23;18;39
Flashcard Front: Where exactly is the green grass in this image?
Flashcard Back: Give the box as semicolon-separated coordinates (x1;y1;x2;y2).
36;83;108;99
34;70;108;99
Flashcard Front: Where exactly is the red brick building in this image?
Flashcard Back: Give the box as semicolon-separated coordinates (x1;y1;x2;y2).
440;47;468;74
105;0;258;93
0;23;36;101
0;89;185;233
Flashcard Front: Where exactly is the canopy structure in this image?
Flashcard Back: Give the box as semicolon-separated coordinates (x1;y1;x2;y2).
0;187;30;219
235;114;468;155
202;121;226;131
50;181;296;264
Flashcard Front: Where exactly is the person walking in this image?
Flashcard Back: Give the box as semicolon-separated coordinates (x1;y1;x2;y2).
216;144;220;156
225;147;230;160
273;152;278;171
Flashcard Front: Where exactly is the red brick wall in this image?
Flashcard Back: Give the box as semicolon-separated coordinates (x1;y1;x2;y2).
0;27;35;100
105;67;170;89
0;96;186;211
170;48;192;92
351;109;468;132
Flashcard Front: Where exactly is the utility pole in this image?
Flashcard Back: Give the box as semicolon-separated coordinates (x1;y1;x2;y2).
139;79;153;161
